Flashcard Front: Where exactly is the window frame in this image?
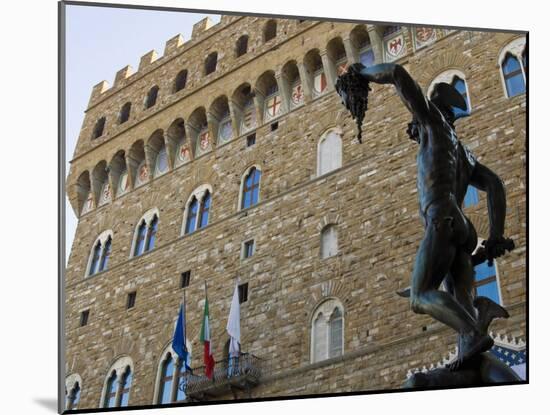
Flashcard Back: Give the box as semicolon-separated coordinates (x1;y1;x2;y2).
145;85;159;109
317;128;343;177
130;209;160;259
310;298;345;363
86;230;114;277
497;37;527;99
473;239;504;305
181;185;213;236
240;166;262;210
65;374;82;411
100;357;134;409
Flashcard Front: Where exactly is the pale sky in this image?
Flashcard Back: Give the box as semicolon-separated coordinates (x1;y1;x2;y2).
65;4;221;262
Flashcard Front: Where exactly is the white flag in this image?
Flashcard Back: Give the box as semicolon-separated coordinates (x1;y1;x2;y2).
226;282;241;357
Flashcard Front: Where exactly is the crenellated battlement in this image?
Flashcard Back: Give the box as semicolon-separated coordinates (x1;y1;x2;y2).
87;15;231;107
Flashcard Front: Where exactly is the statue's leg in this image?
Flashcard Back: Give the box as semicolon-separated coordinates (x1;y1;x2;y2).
410;202;480;335
449;249;476;318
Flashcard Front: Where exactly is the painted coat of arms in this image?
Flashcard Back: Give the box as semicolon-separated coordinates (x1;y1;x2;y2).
386;33;405;60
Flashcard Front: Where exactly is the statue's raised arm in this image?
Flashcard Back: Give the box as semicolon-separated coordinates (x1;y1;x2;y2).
350;63;432;123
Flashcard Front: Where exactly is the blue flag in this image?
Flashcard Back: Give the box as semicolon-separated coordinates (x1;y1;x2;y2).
172;305;191;371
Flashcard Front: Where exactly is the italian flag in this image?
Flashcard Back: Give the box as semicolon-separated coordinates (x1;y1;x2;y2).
200;296;215;379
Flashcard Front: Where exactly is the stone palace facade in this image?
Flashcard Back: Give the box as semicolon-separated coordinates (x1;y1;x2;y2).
64;14;527;411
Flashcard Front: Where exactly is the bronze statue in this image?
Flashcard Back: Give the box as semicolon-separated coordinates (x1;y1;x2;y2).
336;63;519;386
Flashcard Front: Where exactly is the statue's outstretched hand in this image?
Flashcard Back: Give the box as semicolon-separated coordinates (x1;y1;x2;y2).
482;236;515;266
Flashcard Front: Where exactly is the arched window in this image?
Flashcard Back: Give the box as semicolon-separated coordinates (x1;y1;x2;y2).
174;70;188;92
154;345;193;404
198;191;211;229
474;240;502;304
502;54;525;98
183;185;213;235
101;357;134;408
89;241;102;276
134;221;147;257
318;130;342;176
104;371;118;408
241;167;261;210
304;49;327;98
185;197;198;234
119;367;132;407
236;35;248;57
451;76;470;118
351;25;374;67
264;20;277;42
311;299;344;363
99;236;112;271
145;215;158;252
205;52;218;75
320;225;338;259
92;117;106;139
498;37;527;98
65;374;82;411
428;70;471;118
158;354;175;404
329;308;343;358
119;102;131;124
145;86;159;109
463;185;479;208
87;231;113;276
132;210;159;257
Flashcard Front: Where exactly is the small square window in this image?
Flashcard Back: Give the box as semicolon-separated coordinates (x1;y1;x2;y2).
246;133;256;147
242;239;255;259
181;270;191;288
80;310;89;327
127;291;137;309
270;122;278;131
238;283;249;303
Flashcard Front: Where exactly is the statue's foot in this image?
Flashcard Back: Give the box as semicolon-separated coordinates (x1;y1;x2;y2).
474;296;509;334
447;334;494;371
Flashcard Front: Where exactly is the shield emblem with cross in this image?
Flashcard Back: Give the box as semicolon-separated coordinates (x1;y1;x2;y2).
314;71;327;94
82;191;94;214
265;94;282;119
337;61;349;76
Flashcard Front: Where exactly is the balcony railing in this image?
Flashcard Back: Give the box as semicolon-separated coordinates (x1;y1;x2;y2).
181;353;264;400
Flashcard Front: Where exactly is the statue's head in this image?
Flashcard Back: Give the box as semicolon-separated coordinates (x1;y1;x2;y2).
429;82;468;124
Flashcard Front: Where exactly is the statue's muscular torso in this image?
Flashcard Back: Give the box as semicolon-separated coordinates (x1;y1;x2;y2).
416;102;476;219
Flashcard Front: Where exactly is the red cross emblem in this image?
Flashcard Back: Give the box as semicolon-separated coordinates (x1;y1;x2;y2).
337;62;349;76
267;95;281;117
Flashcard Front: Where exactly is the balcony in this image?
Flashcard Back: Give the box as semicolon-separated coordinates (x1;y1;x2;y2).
182;353;264;400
